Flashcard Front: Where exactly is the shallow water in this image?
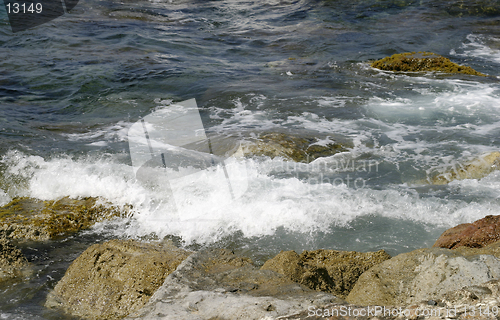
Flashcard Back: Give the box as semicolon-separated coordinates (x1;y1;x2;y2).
2;0;500;317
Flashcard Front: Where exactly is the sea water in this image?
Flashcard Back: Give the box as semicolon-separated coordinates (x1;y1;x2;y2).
1;0;500;317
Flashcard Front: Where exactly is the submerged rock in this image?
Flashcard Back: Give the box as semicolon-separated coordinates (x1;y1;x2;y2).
346;241;500;306
45;239;191;320
0;238;30;280
261;249;391;298
430;151;500;185
242;132;350;162
126;248;343;320
433;215;500;249
446;0;500;17
0;197;126;241
371;51;486;76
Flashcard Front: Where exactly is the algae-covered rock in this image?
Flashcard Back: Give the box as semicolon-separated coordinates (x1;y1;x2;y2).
346;242;500;306
430;151;500;185
0;238;30;280
45;239;191;320
261;249;391;298
242;132;350;163
126;248;343;320
446;0;500;16
0;197;126;241
371;51;486;76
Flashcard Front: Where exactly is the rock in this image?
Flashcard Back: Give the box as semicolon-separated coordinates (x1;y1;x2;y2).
433;215;500;249
261;249;391;298
445;0;500;17
0;197;126;241
242;132;350;162
236;270;500;320
442;279;499;307
45;239;191;320
371;51;486;76
347;242;500;307
0;237;30;280
126;248;344;320
430;151;500;185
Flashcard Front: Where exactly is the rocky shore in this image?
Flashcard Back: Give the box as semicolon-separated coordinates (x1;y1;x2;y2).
2;196;500;319
2;132;500;319
35;218;500;320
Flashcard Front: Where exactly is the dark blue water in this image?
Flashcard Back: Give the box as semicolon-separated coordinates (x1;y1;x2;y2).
2;0;500;317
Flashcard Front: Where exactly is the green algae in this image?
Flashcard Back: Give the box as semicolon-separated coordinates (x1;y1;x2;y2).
0;197;127;241
371;51;487;76
447;0;500;16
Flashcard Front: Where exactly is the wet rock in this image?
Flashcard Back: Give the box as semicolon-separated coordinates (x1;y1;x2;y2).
371;51;486;76
433;215;500;249
0;238;30;280
264;57;323;76
45;239;191;320
446;0;500;17
242;132;350;162
347;242;500;307
0;197;126;241
261;249;391;298
430;151;500;185
126;248;343;320
379;279;500;320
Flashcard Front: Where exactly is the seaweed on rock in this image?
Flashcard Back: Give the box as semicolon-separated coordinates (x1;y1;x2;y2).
371;51;487;76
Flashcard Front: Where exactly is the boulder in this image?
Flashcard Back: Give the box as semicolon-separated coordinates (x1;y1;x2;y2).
242;132;350;162
0;237;30;280
433;215;500;249
371;51;486;76
261;249;391;298
430;151;500;185
126;248;344;320
0;197;126;241
45;239;191;320
347;242;500;307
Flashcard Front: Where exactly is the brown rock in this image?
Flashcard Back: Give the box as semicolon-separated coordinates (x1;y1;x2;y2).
126;248;343;320
261;249;391;298
0;237;30;280
433;215;500;249
0;197;126;241
45;239;191;319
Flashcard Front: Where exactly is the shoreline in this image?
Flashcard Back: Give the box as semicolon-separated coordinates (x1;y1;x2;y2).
2;200;500;319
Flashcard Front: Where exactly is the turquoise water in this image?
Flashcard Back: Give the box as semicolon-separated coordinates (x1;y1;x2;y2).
2;0;500;317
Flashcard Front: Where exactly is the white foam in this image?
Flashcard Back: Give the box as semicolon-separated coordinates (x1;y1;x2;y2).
0;190;10;207
316;96;353;108
209;97;280;134
2;74;500;245
61;121;132;146
1;149;497;245
452;34;500;64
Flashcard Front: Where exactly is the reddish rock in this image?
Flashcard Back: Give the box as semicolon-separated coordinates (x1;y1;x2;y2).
433;215;500;249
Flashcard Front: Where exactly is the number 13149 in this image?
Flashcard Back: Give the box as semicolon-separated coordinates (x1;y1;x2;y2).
6;3;43;13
